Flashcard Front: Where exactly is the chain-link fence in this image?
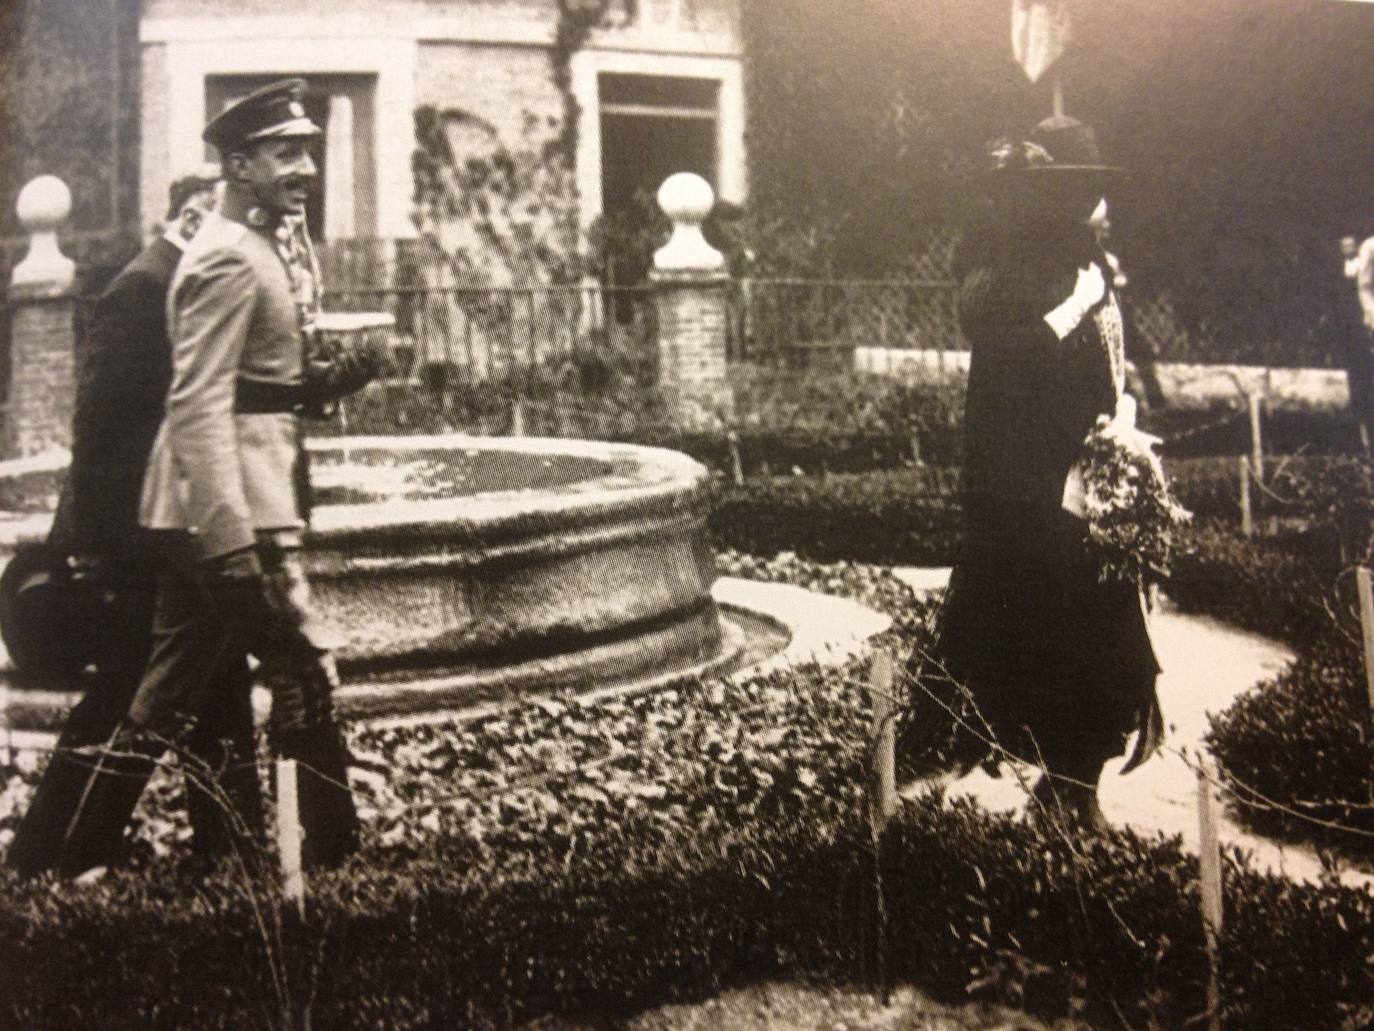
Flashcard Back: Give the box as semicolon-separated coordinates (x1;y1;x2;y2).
731;278;964;367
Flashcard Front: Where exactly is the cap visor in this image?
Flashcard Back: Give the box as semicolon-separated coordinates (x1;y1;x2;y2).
247;118;323;141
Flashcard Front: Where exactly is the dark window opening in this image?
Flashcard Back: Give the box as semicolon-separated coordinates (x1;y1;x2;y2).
598;73;719;312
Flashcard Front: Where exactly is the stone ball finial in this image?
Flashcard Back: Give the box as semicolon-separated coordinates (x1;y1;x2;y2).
16;175;72;234
657;173;715;226
12;175;75;294
653;172;724;275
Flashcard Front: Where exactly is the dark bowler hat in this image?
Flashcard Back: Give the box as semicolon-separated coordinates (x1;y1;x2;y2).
203;78;322;153
0;542;98;677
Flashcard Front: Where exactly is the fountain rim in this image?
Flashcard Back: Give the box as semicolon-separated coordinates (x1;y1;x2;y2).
306;432;712;538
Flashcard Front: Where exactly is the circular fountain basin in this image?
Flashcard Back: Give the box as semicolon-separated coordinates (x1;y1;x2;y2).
0;436;901;739
300;434;729;717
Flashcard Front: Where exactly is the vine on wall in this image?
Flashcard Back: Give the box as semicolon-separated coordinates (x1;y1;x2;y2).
548;0;639;162
413;104;581;286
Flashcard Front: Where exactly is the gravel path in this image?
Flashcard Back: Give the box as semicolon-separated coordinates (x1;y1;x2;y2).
891;568;1373;891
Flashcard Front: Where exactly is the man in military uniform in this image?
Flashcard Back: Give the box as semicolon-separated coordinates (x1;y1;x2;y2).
4;170;271;878
50;80;363;874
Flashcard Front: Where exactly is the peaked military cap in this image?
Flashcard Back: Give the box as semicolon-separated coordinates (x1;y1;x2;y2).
203;78;322;153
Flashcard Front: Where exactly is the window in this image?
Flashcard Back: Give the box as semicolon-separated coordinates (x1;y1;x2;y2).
599;73;718;217
597;73;719;297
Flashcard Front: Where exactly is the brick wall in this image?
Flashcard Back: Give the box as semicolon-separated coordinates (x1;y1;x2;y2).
418;42;563;137
5;292;74;458
415;41;579;286
654;276;731;425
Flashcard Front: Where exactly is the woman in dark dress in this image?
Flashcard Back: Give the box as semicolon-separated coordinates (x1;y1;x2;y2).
932;116;1162;827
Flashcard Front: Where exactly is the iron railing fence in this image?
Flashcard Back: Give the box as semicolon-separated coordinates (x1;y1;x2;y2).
319;282;658;438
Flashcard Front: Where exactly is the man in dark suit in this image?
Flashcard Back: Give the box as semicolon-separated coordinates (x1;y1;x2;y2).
5;171;266;877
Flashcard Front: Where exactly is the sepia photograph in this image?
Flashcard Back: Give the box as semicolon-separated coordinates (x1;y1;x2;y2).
3;1;1374;1027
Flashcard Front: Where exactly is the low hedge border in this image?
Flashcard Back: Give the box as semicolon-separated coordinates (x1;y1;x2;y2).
5;772;1372;1028
1164;519;1340;647
1205;641;1374;856
708;467;962;565
4;556;1374;1029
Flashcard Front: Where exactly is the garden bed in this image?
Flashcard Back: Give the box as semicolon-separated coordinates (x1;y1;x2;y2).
4;553;1374;1029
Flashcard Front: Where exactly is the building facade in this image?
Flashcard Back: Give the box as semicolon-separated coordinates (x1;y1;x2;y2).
138;0;746;281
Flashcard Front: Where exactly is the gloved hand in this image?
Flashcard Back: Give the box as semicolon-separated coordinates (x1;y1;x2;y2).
1044;263;1107;340
299;340;388;418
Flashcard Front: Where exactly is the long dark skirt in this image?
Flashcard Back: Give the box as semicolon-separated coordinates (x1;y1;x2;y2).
928;539;1161;775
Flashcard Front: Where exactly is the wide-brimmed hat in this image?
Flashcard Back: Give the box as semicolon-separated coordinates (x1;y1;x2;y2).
203;78;322;154
986;115;1122;179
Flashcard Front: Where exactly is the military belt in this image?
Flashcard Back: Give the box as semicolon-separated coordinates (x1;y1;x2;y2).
234;378;303;415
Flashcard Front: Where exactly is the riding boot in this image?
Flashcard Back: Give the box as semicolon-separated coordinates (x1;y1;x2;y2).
12;723;163;879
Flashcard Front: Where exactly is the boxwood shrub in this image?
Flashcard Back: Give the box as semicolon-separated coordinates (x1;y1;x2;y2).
1145;402;1358;459
1206;640;1374;855
5;759;1374;1029
709;467;962;565
1163;519;1340;646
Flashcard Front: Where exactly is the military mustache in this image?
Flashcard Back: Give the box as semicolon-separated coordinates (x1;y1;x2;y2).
277;175;313;191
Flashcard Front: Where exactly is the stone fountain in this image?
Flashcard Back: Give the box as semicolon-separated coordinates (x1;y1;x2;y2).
301;433;738;718
0;173;887;735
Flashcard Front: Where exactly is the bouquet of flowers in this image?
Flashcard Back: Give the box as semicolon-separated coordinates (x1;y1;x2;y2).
1062;395;1191;586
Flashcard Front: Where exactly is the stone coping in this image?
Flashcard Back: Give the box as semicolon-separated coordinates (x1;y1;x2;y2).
712;577;890;676
0;435;713;549
306;434;711;536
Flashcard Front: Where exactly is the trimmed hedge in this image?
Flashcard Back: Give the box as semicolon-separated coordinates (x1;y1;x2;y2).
709;467;961;565
706;457;1355;651
318;366;967;477
1145;403;1359;459
884;793;1374;1030
1164;520;1339;647
6;777;1374;1028
1206;642;1374;856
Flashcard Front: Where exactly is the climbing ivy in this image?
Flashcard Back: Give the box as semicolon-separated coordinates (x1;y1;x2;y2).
548;0;638;162
412;105;581;286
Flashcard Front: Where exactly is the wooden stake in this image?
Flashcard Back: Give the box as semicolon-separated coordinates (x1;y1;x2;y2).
1052;76;1065;118
0;683;10;768
866;648;897;1007
1356;568;1374;716
511;397;526;437
1197;760;1224;1031
1238;456;1253;538
276;758;307;920
727;431;744;486
869;650;897;829
1248;392;1264;488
